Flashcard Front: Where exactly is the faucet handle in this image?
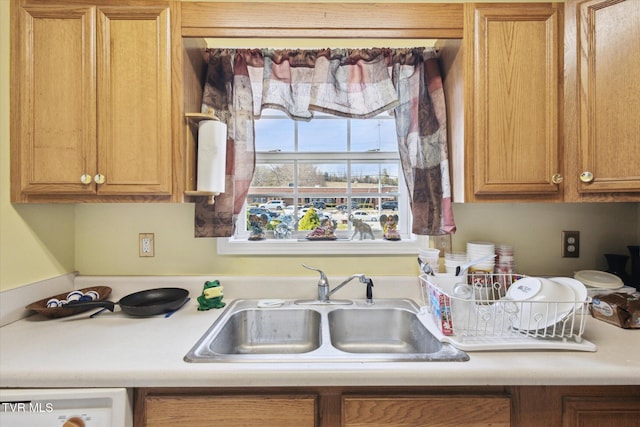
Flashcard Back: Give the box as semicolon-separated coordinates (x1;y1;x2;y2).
302;264;329;285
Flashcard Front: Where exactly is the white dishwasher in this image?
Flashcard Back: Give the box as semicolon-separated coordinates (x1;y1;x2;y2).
0;388;132;427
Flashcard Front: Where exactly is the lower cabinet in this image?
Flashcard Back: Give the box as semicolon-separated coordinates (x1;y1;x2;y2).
135;386;640;427
562;396;640;427
514;386;640;427
342;395;510;427
140;392;317;427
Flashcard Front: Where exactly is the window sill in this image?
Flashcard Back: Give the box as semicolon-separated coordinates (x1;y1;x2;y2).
217;235;428;255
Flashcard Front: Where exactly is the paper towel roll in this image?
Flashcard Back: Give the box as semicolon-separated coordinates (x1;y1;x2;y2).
197;120;227;193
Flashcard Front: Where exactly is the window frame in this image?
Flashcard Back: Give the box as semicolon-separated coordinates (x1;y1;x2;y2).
218;110;426;255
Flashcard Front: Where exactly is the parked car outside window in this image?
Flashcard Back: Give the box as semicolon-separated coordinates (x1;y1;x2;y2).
259;200;287;210
336;201;360;211
381;201;398;210
351;210;378;222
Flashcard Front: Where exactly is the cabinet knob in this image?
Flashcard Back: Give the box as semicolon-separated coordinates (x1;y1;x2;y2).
551;174;563;184
94;174;106;184
580;171;594;183
80;174;92;184
63;417;85;427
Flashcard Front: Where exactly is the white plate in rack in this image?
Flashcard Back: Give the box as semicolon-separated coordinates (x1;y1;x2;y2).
550;277;589;308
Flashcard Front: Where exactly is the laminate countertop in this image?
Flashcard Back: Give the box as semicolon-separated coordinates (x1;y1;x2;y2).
1;275;638;388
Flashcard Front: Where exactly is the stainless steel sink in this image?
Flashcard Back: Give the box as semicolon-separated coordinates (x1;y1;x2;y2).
184;299;468;363
328;307;443;354
209;308;321;355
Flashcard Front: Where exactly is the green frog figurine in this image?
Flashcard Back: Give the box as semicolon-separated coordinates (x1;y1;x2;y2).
197;280;226;310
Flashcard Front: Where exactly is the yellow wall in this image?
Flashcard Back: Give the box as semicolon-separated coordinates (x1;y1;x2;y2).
2;0;639;292
73;202;639;278
0;0;76;291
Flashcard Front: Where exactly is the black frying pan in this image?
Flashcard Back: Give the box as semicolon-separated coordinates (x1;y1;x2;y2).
68;287;189;317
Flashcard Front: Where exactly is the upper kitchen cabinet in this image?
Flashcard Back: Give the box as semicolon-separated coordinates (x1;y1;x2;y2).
563;0;640;201
10;0;175;203
460;3;564;202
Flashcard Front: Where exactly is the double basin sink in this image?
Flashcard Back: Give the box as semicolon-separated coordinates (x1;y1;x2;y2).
184;299;468;363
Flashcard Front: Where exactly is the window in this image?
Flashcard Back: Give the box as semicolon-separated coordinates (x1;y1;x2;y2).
218;109;427;254
207;42;451;253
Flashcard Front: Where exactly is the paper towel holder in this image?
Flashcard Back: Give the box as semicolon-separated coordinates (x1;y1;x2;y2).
188;108;221;122
184;190;219;205
185;111;221;123
185;112;225;205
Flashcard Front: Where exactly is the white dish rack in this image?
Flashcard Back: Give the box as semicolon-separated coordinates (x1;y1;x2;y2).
418;274;597;351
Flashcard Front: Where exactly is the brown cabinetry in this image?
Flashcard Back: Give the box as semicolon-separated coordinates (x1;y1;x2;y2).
342;395;511;427
136;387;513;427
10;0;173;202
515;386;640;427
462;2;564;202
460;0;640;203
563;396;640;427
563;0;640;201
136;386;640;427
137;390;317;427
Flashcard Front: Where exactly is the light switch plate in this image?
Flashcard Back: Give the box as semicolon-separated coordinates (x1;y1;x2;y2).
139;233;155;257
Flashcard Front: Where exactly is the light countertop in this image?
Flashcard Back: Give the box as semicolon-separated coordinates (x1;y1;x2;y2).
1;275;639;388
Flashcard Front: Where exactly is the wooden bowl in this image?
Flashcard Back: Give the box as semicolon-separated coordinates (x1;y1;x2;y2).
25;286;112;319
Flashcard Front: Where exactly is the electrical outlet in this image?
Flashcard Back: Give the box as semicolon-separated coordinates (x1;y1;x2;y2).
139;233;155;257
562;231;580;258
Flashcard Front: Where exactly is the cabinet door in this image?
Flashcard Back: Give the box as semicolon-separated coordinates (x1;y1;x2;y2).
143;395;317;427
464;3;562;201
13;5;97;199
343;395;511;427
563;396;640;427
96;5;172;196
574;0;640;194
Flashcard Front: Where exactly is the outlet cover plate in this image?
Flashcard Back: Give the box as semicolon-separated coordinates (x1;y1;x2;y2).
562;231;580;258
139;233;155;257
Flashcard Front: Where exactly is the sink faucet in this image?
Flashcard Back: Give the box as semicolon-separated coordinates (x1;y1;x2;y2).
301;264;374;304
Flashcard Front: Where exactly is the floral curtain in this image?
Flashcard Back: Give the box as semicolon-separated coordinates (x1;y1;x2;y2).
196;47;455;237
